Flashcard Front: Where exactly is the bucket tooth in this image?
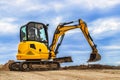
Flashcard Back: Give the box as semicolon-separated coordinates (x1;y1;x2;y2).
87;53;101;62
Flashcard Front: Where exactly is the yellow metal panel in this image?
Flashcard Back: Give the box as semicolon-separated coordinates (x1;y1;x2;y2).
16;41;49;60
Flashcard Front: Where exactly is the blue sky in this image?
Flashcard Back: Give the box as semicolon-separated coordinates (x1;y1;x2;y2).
0;0;120;66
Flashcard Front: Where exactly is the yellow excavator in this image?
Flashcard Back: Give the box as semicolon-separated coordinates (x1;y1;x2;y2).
9;19;101;71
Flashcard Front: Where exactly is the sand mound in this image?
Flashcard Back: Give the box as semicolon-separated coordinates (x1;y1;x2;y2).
1;60;14;71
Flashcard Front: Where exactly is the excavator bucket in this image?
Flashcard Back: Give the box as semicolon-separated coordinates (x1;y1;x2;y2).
87;53;101;62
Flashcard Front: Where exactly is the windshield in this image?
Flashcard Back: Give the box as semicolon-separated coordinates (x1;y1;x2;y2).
20;26;27;41
39;27;47;41
20;22;48;43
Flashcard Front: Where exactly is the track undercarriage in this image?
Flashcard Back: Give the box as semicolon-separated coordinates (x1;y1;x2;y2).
9;56;72;71
9;61;60;71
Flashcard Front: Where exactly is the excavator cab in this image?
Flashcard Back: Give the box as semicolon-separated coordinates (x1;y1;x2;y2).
20;22;49;46
17;22;50;60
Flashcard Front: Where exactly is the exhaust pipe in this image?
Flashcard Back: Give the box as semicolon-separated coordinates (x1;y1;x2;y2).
87;53;101;62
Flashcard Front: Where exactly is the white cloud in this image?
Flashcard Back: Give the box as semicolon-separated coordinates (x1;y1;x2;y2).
0;18;19;35
0;43;17;52
89;17;120;39
0;42;18;63
49;2;64;12
115;61;120;65
102;45;120;50
49;0;120;11
69;0;120;10
0;0;48;12
51;16;63;26
0;42;17;64
0;0;64;12
0;18;16;22
1;0;119;14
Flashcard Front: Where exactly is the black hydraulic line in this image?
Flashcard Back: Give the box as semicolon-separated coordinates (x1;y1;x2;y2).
55;34;65;54
61;21;74;25
60;20;78;26
81;21;97;50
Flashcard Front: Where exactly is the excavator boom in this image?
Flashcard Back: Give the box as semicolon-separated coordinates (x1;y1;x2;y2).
50;19;101;62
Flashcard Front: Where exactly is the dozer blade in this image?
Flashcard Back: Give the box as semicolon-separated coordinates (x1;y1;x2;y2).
87;53;101;62
53;56;73;63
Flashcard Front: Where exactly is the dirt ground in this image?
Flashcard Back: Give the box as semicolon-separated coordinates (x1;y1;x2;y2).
0;69;120;80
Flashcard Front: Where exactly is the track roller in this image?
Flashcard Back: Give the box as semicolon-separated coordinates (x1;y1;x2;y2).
19;62;30;71
48;62;60;70
9;62;20;71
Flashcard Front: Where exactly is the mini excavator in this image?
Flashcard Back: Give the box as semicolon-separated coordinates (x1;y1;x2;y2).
9;19;101;71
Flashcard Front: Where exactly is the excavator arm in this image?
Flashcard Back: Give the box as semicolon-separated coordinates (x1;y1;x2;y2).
50;19;101;62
